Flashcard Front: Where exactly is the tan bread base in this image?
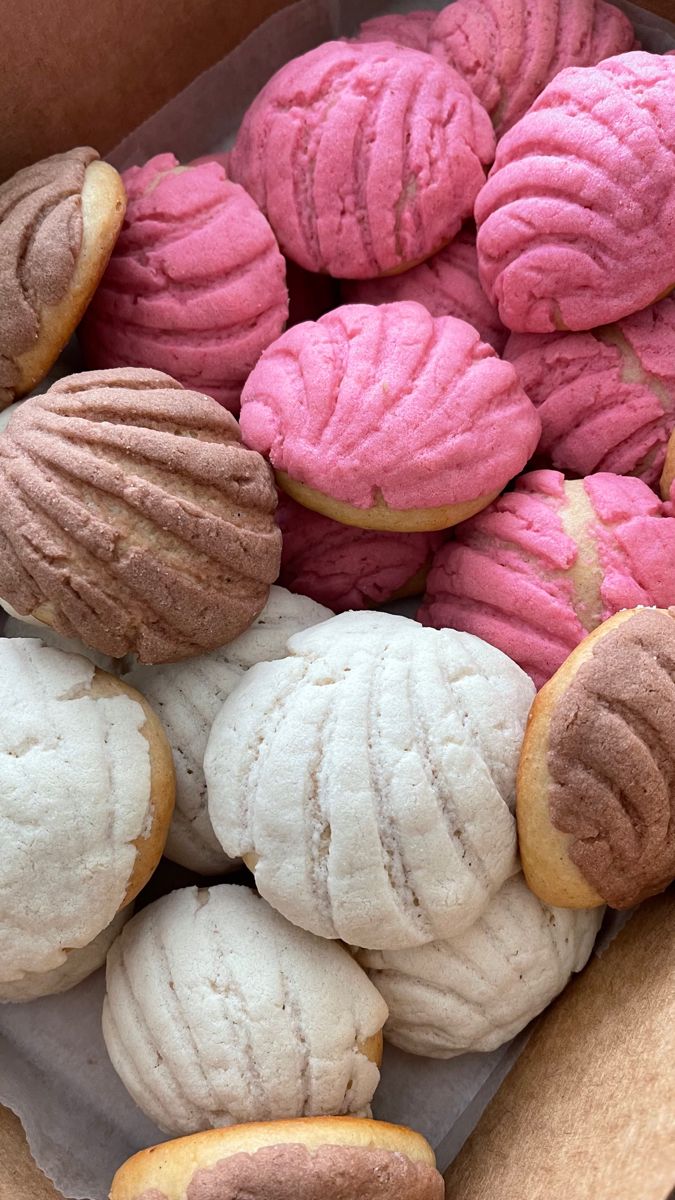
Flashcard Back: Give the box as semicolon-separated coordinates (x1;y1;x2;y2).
276;472;501;533
89;669;176;907
516;609;643;909
110;1117;437;1200
12;159;126;401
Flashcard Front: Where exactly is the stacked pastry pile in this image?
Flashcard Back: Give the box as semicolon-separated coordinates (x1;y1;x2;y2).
1;6;675;1199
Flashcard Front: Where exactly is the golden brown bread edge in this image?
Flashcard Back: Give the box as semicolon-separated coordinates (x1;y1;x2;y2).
109;1117;439;1200
276;471;502;533
89;668;176;908
12;159;126;400
517;607;650;909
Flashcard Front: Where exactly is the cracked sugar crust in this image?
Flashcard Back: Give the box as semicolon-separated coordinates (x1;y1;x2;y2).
0;148;126;407
545;608;675;908
428;0;635;136
475;52;675;332
228;40;495;278
0;640;160;989
342;227;507;354
506;295;675;487
80;154;288;414
125;587;332;873
183;1145;443;1200
102;885;387;1135
205;611;534;950
0;367;281;664
239;302;540;513
277;494;442;612
357;873;602;1057
420;469;675;688
0;148;96;406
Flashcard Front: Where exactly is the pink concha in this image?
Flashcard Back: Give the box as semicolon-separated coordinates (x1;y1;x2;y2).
475;52;675;333
277;492;444;610
342;226;507;353
79;153;288;412
419;469;675;688
228;40;495;278
239;301;540;513
352;10;436;52
505;296;675;487
428;0;636;135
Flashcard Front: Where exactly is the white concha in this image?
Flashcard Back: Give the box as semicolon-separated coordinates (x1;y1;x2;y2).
0;639;166;999
205;610;535;949
357;873;603;1058
0;907;131;1003
102;884;387;1135
216;586;332;671
125;587;332;873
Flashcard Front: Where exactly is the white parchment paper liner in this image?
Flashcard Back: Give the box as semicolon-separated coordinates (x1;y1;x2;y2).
1;1;674;1195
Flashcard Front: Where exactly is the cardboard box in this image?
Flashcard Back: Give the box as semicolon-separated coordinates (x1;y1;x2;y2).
1;3;674;1197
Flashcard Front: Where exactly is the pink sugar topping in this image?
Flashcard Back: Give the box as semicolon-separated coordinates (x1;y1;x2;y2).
240;301;540;512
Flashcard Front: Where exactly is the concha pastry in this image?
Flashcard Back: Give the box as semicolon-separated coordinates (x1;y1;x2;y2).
228;41;495;278
0;638;174;1002
102;884;388;1135
419;470;675;688
342;228;507;353
0;368;281;664
277;494;442;612
80;154;289;413
1;908;130;1003
240;302;540;532
352;11;436;52
518;607;675;910
205;611;534;949
505;295;675;488
0;147;125;408
110;1118;444;1200
357;873;602;1057
428;0;635;135
125;587;332;874
475;52;675;332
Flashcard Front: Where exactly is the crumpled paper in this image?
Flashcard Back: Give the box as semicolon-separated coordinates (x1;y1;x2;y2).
1;1;673;1196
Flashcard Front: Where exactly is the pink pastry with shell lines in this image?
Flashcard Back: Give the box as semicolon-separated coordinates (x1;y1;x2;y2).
277;493;443;611
475;52;675;333
505;295;675;488
343;227;507;353
228;40;495;278
428;0;636;135
419;470;675;688
239;301;541;532
79;153;288;412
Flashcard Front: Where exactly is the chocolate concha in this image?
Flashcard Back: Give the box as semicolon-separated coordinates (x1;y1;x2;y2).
0;368;281;663
0;147;126;408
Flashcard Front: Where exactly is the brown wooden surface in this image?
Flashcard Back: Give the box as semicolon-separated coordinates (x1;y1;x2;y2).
0;1107;61;1200
444;891;675;1200
0;0;297;179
